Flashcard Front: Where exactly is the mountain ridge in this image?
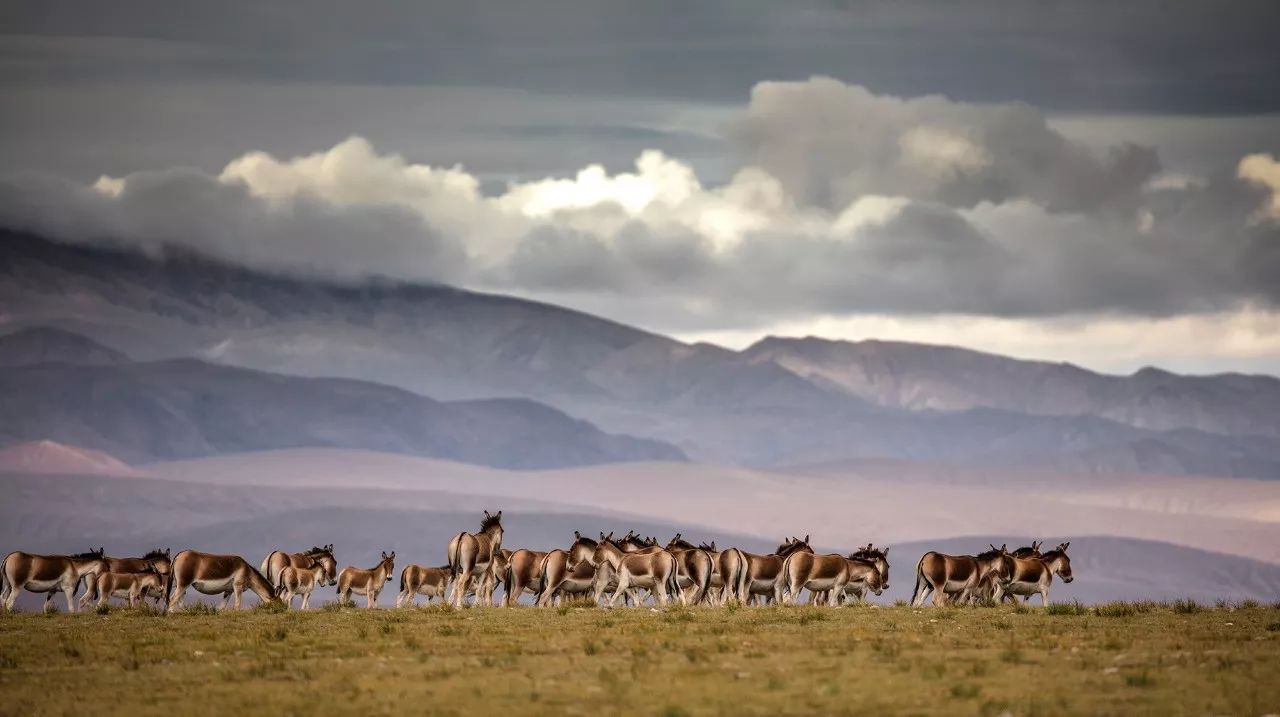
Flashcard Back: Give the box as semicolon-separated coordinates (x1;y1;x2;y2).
0;355;686;469
4;230;1279;477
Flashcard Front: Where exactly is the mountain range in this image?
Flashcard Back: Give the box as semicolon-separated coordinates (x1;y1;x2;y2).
2;229;1279;478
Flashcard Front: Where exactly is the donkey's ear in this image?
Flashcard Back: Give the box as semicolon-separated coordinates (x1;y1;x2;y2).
804;535;810;543
1000;543;1008;552
710;541;717;551
574;530;582;540
673;533;682;541
883;546;890;555
990;543;998;552
495;510;502;519
1060;541;1070;551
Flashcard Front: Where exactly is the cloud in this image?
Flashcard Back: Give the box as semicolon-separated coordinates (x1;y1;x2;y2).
1;79;1278;334
733;77;1160;212
1239;153;1280;221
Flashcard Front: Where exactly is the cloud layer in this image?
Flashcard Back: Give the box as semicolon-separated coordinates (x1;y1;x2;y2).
2;78;1278;332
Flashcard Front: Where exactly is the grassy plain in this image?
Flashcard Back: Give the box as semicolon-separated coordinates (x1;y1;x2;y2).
2;601;1278;716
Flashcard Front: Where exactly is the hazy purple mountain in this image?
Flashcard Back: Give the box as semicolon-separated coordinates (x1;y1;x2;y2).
0;358;685;469
0;326;129;367
744;335;1280;438
4;230;1279;478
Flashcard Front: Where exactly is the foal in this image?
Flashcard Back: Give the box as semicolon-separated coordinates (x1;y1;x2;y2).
337;551;396;608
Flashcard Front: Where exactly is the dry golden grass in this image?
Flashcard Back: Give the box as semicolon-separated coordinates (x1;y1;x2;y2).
2;601;1278;716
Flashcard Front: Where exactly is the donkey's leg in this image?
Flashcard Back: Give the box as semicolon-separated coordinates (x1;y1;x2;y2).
453;568;473;608
609;573;631;608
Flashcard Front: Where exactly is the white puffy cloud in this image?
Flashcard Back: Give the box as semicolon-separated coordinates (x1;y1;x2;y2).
2;79;1278;343
1238;153;1280;221
734;77;1160;212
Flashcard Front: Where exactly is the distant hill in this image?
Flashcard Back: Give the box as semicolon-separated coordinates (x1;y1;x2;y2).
0;440;143;477
3;230;1279;478
0;358;685;469
744;335;1280;438
0;326;128;367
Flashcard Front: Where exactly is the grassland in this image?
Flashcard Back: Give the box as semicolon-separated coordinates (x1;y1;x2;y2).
2;601;1278;716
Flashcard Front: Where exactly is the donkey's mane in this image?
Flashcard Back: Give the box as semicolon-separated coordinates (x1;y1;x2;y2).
70;549;104;559
141;549;169;560
303;546;331;557
975;547;1006;560
479;514;503;531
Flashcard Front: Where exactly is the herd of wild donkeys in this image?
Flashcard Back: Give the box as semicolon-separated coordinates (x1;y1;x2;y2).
1;510;1074;613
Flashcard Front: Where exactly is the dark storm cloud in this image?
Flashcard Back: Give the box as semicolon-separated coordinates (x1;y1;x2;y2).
4;0;1279;113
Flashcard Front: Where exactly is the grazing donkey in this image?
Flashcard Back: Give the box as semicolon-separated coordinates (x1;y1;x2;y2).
80;549;172;609
999;542;1074;606
261;545;337;590
841;545;890;604
911;545;1013;607
665;535;714;605
447;510;504;607
167;550;279;611
337;551;396;608
397;564;451;607
276;562;327;610
2;548;108;612
92;568;166;608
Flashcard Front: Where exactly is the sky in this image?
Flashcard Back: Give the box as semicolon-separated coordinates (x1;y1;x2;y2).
3;1;1280;375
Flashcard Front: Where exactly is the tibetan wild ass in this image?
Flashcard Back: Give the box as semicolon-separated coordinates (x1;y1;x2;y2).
275;563;328;610
534;549;570;606
448;510;504;607
337;551;396;608
567;533;630;606
665;535;714;605
999;542;1074;606
976;542;1044;602
80;548;172;609
397;564;451;607
587;533;680;608
715;545;749;605
780;549;860;606
2;548;107;612
261;545;337;590
738;537;814;605
832;545;890;604
697;542;726;603
911;545;1013;607
167;550;279;611
536;549;601;606
504;549;549;606
92;569;166;608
